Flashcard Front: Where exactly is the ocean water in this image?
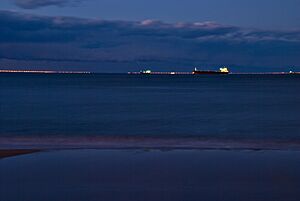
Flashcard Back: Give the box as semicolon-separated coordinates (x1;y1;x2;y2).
0;73;300;144
1;149;300;201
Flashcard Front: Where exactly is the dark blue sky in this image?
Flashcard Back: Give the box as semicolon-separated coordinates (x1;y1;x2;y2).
0;0;300;72
2;0;300;29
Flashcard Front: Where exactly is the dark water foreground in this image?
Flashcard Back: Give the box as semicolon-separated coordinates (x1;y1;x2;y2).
1;149;300;201
1;73;300;201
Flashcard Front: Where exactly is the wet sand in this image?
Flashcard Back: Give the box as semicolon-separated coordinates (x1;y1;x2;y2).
1;149;300;201
0;149;40;159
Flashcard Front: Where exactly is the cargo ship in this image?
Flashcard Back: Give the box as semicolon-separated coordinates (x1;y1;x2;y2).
128;67;230;75
192;67;229;75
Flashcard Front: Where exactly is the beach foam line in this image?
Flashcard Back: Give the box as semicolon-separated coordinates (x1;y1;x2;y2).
1;136;300;151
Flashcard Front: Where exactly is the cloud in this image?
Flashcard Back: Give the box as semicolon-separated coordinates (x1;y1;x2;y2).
0;10;300;72
13;0;82;9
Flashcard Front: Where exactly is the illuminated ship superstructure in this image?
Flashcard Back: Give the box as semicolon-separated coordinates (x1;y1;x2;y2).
140;70;152;74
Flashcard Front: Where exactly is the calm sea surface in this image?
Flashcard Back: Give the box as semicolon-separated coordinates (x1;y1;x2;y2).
2;149;300;201
1;73;300;141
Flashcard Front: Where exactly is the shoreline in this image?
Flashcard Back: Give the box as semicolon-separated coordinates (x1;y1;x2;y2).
1;136;300;151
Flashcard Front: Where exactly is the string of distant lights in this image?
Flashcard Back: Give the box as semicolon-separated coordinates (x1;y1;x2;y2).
0;70;91;74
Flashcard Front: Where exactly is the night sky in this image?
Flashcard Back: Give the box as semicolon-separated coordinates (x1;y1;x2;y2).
1;0;300;72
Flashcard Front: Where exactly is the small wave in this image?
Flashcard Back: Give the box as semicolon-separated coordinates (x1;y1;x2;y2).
1;136;300;151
